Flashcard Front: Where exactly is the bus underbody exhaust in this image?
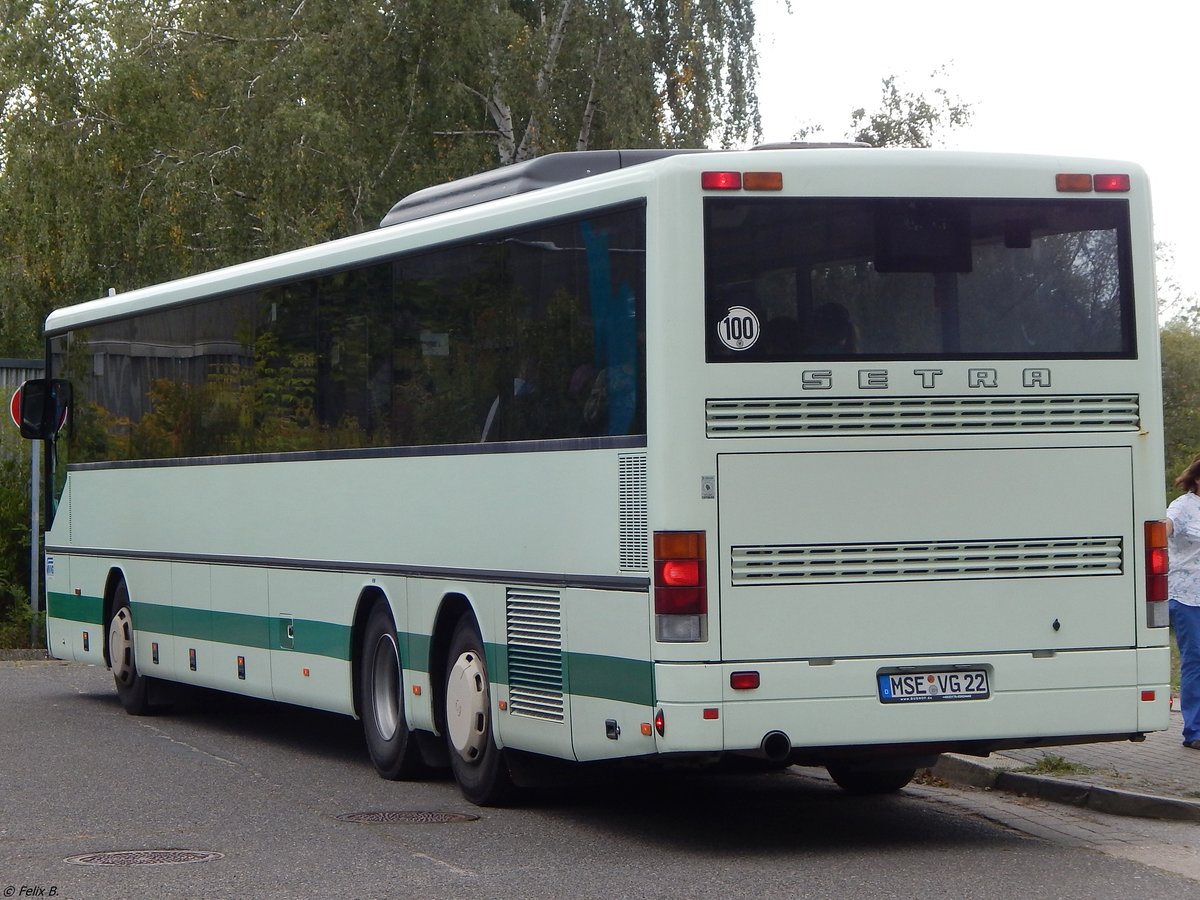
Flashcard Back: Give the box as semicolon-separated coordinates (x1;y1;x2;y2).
760;730;792;762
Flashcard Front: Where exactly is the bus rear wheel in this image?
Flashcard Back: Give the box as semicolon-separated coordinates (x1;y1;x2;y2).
359;604;424;779
107;580;154;716
826;763;917;795
443;616;513;806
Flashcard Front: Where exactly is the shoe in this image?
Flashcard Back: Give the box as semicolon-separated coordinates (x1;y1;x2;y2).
1184;740;1200;750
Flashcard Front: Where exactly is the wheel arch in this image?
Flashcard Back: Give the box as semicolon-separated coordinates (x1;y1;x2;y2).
428;591;475;736
349;585;392;720
101;566;130;669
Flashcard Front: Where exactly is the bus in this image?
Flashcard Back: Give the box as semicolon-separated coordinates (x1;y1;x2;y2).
16;146;1171;805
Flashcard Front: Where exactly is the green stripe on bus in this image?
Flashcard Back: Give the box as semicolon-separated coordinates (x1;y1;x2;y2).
47;592;103;626
566;652;655;707
48;596;649;702
125;603;350;661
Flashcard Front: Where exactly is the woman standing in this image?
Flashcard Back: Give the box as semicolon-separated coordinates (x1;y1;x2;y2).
1165;455;1200;749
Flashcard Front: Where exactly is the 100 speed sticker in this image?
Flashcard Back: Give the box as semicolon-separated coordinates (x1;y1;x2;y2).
717;306;760;351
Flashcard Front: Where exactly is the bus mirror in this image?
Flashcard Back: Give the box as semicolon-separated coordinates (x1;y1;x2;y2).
14;378;72;440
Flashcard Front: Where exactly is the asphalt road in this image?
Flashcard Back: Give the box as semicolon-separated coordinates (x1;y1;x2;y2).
2;660;1198;900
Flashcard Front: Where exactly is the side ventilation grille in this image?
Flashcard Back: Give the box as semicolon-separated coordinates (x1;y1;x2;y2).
619;454;648;571
707;395;1140;437
506;588;564;722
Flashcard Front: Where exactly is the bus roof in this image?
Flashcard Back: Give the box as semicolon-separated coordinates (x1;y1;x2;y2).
378;144;868;227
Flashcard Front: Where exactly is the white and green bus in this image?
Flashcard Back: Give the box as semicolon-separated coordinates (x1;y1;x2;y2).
17;146;1171;804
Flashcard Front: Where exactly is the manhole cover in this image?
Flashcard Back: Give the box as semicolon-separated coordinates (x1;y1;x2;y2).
337;811;480;824
65;849;224;867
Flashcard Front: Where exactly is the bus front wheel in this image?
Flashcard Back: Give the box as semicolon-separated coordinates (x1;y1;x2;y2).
108;581;154;716
359;603;424;780
443;616;513;806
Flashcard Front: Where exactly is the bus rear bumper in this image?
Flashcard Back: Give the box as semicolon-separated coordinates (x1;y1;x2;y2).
651;647;1170;759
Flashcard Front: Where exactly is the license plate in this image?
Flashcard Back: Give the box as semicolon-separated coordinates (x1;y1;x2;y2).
878;669;990;703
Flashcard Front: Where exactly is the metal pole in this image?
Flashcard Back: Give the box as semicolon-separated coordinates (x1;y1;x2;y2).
30;439;40;648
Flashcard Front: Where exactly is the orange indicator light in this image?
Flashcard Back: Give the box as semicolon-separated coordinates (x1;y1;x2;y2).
412;684;422;696
743;171;783;191
302;667;310;677
641;723;653;737
1055;173;1092;192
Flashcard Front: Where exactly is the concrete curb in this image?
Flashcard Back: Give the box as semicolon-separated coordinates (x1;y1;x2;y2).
933;753;1200;823
0;649;51;661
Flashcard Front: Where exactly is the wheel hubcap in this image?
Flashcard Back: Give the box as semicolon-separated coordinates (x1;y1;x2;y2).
370;633;400;741
446;650;489;762
108;607;135;686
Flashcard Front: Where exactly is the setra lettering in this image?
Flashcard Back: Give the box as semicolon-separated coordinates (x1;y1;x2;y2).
795;367;1053;392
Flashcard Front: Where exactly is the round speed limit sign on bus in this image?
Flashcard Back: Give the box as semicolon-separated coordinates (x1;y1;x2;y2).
716;306;760;351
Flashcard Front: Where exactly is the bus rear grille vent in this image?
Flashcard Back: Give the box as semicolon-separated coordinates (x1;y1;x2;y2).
731;537;1123;586
706;395;1139;437
618;453;649;570
506;588;565;722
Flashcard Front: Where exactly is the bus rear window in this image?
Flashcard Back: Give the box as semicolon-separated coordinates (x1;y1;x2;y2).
704;197;1135;361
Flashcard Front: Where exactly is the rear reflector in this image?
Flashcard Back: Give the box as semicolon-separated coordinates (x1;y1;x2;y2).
730;671;760;690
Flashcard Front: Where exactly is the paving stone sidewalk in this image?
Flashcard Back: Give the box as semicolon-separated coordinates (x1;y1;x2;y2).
935;711;1200;821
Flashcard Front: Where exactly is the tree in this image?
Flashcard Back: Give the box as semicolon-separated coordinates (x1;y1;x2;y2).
0;1;761;358
797;65;972;149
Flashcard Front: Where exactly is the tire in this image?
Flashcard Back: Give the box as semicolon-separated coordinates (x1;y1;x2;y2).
826;763;917;795
359;604;424;780
443;616;513;806
107;580;154;716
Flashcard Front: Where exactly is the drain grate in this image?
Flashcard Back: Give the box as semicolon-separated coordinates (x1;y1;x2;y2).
337;810;480;824
65;850;224;867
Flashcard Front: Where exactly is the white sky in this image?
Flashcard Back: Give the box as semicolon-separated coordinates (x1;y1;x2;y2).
752;0;1200;307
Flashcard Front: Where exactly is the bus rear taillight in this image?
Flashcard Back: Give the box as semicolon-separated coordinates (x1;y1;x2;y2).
701;171;783;191
1056;173;1131;193
654;531;707;642
1145;520;1169;627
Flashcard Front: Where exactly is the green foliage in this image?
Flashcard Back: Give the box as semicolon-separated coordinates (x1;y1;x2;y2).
0;430;35;648
849;68;972;148
799;65;973;149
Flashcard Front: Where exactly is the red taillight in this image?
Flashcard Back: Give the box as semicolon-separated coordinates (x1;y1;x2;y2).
659;559;701;587
730;671;760;690
654;708;666;736
1094;173;1131;192
654;531;707;641
702;171;742;190
1145;520;1169;603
